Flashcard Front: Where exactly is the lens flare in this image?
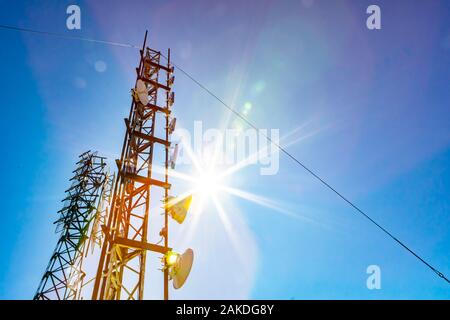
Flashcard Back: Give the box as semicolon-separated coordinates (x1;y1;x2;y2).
165;251;179;266
163;121;324;265
194;169;222;198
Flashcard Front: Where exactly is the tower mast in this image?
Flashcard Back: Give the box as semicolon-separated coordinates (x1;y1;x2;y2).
92;32;175;300
34;151;107;300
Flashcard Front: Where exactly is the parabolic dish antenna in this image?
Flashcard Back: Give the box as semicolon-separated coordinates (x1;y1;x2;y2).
135;79;148;105
172;248;194;289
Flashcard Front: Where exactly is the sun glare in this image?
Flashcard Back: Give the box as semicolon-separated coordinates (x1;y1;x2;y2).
163;123;321;257
193;168;223;199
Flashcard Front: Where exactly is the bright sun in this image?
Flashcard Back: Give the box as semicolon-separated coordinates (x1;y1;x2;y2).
150;131;312;264
194;169;223;198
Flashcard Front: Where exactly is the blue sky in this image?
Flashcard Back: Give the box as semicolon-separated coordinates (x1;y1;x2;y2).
0;0;449;299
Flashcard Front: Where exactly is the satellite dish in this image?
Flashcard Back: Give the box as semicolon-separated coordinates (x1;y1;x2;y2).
172;248;194;289
135;79;148;105
165;194;192;224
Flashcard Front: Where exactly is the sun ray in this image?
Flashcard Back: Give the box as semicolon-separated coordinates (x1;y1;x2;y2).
152;164;197;183
164;189;196;207
219;122;323;179
220;186;313;222
212;195;249;267
221;186;337;231
181;192;205;245
180;136;203;172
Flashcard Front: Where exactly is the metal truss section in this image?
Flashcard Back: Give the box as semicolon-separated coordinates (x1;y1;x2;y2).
87;172;115;254
34;151;107;300
92;32;174;300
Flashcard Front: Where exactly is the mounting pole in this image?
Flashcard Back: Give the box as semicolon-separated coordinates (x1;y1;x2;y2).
164;47;171;301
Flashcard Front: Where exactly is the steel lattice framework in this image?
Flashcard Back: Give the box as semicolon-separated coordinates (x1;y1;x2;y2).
87;173;115;255
68;171;115;300
92;33;175;300
34;151;107;300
